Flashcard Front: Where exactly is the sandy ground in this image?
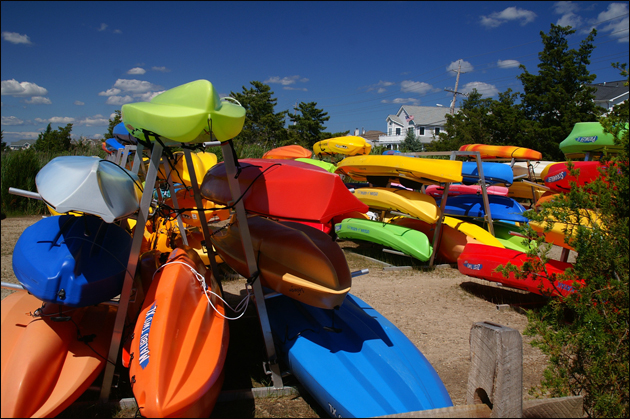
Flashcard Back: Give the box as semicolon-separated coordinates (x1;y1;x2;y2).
2;215;565;416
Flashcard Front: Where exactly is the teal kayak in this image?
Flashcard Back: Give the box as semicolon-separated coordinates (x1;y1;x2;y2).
335;218;432;261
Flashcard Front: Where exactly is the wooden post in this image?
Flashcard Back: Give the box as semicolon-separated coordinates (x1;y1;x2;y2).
467;321;523;418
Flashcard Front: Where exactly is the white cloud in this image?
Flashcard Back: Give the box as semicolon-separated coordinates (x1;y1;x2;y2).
25;96;51;104
127;67;146;75
597;3;629;43
1;79;48;97
1;116;24;125
49;116;76;124
264;76;308;86
134;91;165;101
497;59;520;68
480;7;537;28
113;29;122;34
113;79;162;93
79;116;109;126
105;95;134;105
151;66;170;72
381;98;420;105
557;12;584;28
283;86;308;91
2;31;32;45
461;82;499;97
98;23;108;31
74;100;85;106
553;1;580;15
99;88;122;96
400;80;434;95
3;131;40;141
446;60;474;74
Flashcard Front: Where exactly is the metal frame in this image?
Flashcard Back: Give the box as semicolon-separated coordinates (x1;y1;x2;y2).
100;137;286;402
398;150;494;267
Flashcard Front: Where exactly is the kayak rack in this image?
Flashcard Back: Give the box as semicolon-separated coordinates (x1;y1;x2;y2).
99;135;287;402
398;150;495;267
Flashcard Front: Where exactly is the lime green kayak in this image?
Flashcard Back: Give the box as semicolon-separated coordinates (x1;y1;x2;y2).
122;79;246;143
335;218;432;261
473;221;533;252
295;158;337;173
559;122;627;158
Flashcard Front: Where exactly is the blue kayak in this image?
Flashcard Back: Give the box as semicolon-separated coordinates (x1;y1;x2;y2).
12;215;133;307
436;194;528;223
461;161;513;185
267;292;453;417
105;137;124;152
113;121;137;145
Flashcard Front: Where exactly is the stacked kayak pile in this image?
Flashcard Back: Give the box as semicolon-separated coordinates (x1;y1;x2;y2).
2;80;453;418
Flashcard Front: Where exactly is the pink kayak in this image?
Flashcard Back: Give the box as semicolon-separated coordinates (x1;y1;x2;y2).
425;184;509;198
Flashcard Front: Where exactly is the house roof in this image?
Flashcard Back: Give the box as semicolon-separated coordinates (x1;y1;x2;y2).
587;80;629;103
387;105;458;127
361;130;385;141
9;139;35;146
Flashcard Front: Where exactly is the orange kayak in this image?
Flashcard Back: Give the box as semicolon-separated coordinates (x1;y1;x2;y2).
263;144;313;159
1;290;117;418
459;144;542;161
128;248;229;418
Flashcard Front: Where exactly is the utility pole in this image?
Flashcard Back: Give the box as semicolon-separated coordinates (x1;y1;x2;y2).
444;60;467;115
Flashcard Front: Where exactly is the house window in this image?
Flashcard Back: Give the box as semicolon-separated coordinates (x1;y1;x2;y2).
408;127;414;133
388;128;392;135
435;127;441;135
395;128;401;135
419;127;425;136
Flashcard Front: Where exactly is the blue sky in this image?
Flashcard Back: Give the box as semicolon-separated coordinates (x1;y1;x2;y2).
1;1;628;144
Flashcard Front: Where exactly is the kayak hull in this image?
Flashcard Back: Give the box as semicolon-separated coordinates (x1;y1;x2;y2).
201;158;368;223
1;290;117;418
559;122;627;158
211;215;351;309
35;156;141;223
461;161;514;185
12;215;133;307
543;161;606;192
335;218;432;261
458;144;542;160
354;187;439;224
436;194;528;224
263;145;313;159
424;184;508;198
335;155;463;185
457;243;582;298
267;293;453;417
313;136;372;156
129;248;229;418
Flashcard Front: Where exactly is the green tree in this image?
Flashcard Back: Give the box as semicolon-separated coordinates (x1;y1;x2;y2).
517;24;602;160
1;130;6;153
401;128;423;152
230;81;288;148
503;64;628;418
34;123;73;153
104;110;122;139
287;102;330;148
427;89;494;152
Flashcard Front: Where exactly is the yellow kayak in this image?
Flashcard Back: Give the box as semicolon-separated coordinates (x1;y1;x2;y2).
442;216;504;248
506;181;547;200
336;155;463;186
354;187;440;224
530;209;601;250
159;151;218;188
313;136;372;156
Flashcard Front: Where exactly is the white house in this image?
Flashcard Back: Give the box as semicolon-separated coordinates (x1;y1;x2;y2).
587;80;629;114
376;105;459;149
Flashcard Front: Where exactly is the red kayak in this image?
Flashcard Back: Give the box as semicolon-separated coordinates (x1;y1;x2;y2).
457;243;583;298
201;159;368;223
424;184;508;198
543;161;607;192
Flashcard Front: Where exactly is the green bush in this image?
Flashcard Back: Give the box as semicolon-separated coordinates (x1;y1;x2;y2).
1;149;47;215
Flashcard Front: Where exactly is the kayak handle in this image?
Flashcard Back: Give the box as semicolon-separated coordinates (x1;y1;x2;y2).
8;187;42;200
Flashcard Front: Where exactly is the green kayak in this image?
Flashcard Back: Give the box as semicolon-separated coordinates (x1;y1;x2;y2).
334;218;433;261
559;122;627;158
295;158;337;173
